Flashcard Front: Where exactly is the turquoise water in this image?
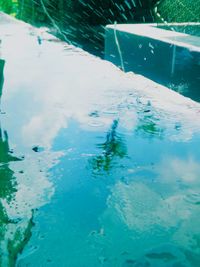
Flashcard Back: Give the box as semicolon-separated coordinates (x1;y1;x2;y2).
0;16;200;267
17;122;200;267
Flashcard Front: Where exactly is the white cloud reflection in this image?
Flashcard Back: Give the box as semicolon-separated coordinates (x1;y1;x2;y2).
99;156;200;259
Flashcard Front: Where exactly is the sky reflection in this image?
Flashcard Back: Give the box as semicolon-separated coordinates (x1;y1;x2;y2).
0;14;200;267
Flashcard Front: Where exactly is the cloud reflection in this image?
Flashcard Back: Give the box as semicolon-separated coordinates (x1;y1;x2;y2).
0;58;59;266
98;156;200;265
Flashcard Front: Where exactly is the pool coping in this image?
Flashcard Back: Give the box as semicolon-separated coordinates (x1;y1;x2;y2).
106;23;200;52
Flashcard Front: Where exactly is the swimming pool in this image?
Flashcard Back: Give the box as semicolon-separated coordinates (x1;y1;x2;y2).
105;23;200;102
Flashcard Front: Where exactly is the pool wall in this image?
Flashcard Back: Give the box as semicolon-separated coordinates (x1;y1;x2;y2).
105;23;200;101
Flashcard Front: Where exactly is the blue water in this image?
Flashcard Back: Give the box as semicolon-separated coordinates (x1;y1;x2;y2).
0;15;200;267
17;121;200;267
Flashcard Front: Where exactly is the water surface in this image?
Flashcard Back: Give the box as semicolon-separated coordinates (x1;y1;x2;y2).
0;15;200;267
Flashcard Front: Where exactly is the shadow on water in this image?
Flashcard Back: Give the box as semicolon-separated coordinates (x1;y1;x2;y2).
0;59;34;267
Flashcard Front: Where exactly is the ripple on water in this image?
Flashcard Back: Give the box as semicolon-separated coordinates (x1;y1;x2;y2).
102;107;119;115
185;192;200;205
87;120;105;128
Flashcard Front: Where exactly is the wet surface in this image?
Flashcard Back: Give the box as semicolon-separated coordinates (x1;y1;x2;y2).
0;14;200;267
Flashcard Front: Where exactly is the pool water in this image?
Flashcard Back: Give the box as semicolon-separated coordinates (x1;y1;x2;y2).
0;15;200;267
